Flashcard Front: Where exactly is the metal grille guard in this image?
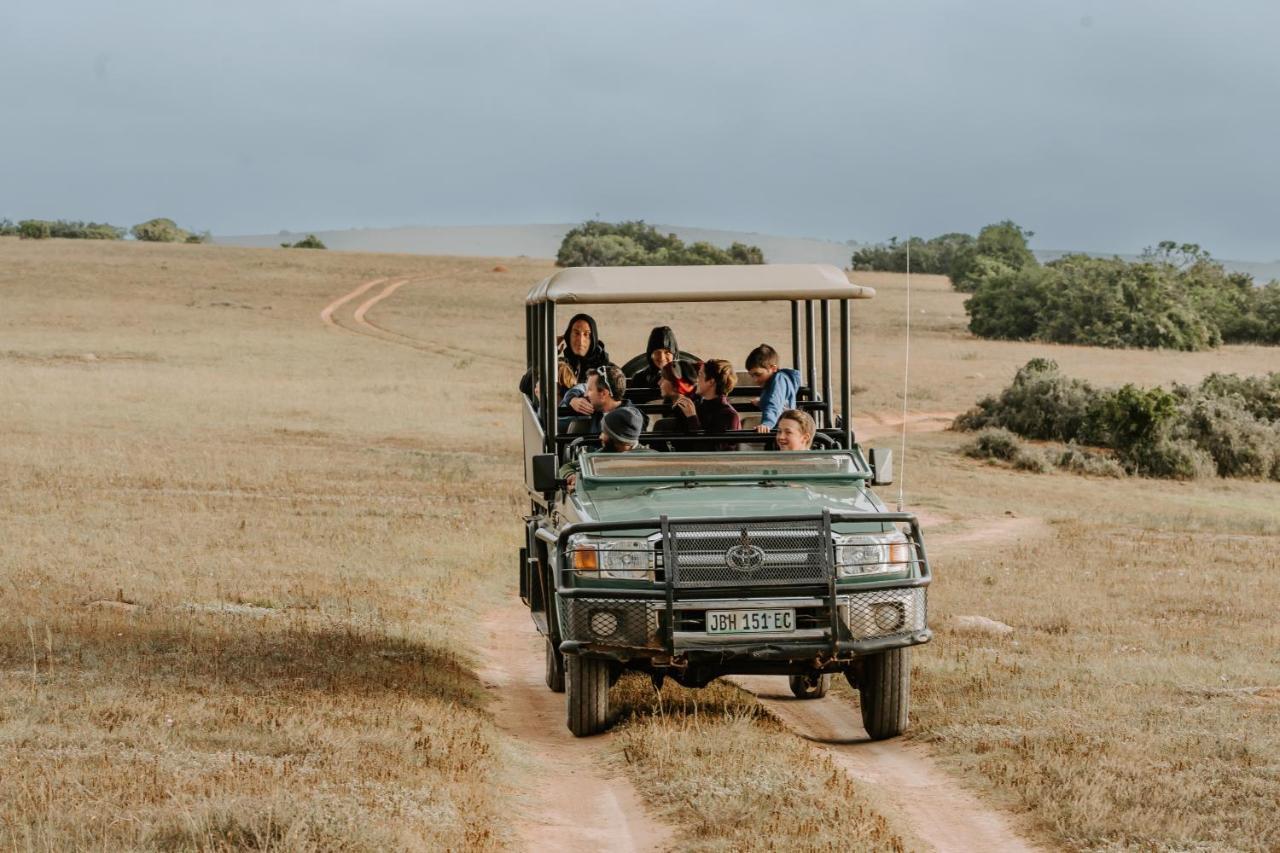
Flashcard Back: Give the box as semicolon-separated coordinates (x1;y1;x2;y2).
540;510;931;658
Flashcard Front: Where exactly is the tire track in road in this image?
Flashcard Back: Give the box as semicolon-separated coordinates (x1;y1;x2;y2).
478;602;673;853
322;273;521;367
320;276;387;327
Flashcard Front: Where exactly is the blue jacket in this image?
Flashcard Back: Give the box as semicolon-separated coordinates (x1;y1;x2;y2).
758;368;801;429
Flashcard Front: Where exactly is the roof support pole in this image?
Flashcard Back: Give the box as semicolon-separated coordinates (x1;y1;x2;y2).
820;300;832;428
839;299;852;449
804;300;817;401
790;301;802;372
544;302;558;450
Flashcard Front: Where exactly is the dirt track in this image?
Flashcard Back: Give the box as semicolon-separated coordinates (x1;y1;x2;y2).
319;275;1044;852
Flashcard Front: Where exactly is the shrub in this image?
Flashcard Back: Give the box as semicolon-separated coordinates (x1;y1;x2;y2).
962;428;1023;461
131;218;190;242
851;233;974;275
950;221;1037;292
1055;444;1126;478
956;360;1280;481
0;218;16;236
18;219;51;239
953;358;1100;442
1011;449;1050;473
965;244;1278;350
556;220;764;267
282;234;325;249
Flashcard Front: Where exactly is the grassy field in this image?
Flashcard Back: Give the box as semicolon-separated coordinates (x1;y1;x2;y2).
2;237;1277;850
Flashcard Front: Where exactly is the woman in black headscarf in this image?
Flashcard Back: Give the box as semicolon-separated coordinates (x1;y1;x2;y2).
559;312;611;385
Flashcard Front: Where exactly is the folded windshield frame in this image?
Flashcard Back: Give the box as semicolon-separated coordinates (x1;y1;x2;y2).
581;450;872;484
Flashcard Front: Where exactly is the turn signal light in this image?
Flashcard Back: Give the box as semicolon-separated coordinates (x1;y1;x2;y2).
572;549;598;571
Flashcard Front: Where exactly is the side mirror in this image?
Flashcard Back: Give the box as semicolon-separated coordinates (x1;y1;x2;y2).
531;453;559;493
869;447;894;486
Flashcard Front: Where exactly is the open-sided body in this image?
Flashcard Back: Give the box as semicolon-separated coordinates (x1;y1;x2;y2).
518;264;932;737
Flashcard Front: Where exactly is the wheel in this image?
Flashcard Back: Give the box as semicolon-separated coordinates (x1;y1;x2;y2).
850;648;910;740
788;672;830;699
566;654;611;736
545;636;565;693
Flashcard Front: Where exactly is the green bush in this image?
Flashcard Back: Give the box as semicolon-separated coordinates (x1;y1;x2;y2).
851;233;974;275
556;221;764;267
281;234;325;249
965;244;1278;350
955;359;1280;481
962;427;1023;461
1055;444;1126;478
18;220;52;239
950;221;1037;292
131;218;192;242
1;218;20;236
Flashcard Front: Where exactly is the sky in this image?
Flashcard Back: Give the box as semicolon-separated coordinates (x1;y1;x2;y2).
2;0;1278;259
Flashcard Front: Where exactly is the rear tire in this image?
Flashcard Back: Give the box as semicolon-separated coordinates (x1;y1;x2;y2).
788;672;830;699
545;636;565;693
566;655;611;736
851;648;910;740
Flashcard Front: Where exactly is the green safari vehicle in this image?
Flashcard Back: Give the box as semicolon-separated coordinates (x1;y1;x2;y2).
518;264;932;737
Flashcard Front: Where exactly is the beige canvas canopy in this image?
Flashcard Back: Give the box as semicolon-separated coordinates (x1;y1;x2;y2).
525;263;875;305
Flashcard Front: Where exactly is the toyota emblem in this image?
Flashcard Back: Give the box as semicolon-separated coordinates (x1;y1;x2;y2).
725;529;765;572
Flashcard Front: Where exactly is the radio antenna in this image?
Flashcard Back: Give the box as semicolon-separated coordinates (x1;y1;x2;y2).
897;239;912;512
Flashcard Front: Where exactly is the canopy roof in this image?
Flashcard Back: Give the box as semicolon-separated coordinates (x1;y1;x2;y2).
525;263;875;305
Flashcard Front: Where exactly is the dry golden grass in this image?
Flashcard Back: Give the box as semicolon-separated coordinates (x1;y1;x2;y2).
610;676;907;852
3;237;1278;851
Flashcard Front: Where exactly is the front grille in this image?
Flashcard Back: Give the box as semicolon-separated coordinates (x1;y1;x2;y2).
840;588;927;639
560;597;663;648
665;520;829;588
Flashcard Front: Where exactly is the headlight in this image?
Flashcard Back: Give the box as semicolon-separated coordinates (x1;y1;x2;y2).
568;535;656;580
834;531;911;577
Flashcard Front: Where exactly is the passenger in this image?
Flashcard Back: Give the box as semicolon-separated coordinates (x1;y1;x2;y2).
520;358;579;409
561;313;611;385
671;359;741;451
651;361;699;440
561;406;650;490
630;326;681;389
746;343;802;434
560;364;632;430
774;409;816;451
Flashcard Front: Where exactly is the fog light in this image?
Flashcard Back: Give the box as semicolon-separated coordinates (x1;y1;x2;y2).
871;603;904;632
589;610;620;638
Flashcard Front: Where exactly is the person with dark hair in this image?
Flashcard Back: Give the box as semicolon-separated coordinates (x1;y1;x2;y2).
746;343;802;434
630;326;681;389
560;313;610;385
560;364;632;430
672;359;741;451
775;409;816;451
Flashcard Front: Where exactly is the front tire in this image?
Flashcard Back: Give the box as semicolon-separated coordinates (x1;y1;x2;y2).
788;672;830;699
545;636;565;693
566;655;611;736
850;648;910;740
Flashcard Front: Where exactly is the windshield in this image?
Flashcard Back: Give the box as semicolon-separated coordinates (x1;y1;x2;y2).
582;451;867;481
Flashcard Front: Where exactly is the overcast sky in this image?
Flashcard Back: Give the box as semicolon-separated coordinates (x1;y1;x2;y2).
2;1;1278;258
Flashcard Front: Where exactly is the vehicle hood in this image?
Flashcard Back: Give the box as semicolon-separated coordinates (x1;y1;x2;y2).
573;480;882;524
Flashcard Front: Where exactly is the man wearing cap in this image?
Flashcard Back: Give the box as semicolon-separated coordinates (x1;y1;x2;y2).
560;406;650;491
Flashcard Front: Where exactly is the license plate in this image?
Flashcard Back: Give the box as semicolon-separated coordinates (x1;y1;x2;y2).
706;608;795;634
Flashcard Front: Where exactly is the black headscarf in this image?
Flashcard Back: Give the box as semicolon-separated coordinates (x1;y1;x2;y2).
561;313;610;383
632;325;682;389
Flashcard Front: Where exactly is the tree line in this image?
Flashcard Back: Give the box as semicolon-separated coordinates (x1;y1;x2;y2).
2;217;209;243
556;220;764;267
854;224;1280;349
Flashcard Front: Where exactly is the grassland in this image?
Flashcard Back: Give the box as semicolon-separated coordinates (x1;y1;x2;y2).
2;237;1278;851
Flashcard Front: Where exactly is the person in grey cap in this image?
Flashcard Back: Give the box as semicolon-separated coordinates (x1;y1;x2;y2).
561;405;651;490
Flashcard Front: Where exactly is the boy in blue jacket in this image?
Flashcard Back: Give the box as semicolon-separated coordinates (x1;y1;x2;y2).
746;344;802;434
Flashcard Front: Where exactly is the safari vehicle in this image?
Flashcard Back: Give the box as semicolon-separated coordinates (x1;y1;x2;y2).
518;264;932;737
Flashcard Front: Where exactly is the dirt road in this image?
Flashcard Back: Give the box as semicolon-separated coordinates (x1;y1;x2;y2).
478;603;673;853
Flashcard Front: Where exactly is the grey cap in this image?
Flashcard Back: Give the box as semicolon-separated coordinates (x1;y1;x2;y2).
602;406;644;447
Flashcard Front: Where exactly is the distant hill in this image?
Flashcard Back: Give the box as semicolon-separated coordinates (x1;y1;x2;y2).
214;224;1279;282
